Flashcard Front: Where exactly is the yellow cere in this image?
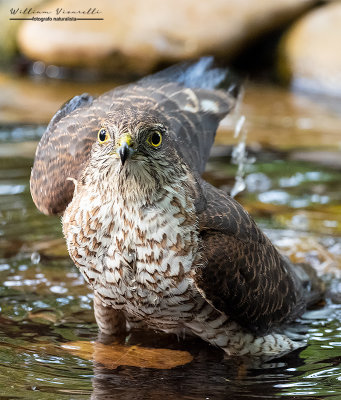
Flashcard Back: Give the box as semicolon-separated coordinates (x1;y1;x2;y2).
118;134;133;148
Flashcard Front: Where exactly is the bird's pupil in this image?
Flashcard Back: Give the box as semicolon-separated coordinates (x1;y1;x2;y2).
99;129;107;141
152;132;161;145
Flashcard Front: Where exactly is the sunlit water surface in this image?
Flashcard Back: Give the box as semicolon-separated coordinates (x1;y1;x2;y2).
0;126;340;399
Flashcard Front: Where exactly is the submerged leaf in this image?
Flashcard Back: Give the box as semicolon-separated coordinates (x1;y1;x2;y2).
62;340;193;370
28;309;60;324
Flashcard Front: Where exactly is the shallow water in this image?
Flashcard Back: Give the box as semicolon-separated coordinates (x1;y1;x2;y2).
0;125;340;399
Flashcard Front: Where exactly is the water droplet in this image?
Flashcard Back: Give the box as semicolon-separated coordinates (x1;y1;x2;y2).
230;177;246;198
234;115;246;138
231;142;245;164
230;114;255;198
291;214;309;230
31;252;41;265
245;173;272;193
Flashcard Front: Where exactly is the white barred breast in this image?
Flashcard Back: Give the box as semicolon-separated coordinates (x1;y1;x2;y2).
63;182;202;330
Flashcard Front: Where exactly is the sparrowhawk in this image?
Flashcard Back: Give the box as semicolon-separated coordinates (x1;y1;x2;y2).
30;58;322;359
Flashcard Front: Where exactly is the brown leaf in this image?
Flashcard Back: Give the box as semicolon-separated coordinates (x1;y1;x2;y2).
62;340;193;370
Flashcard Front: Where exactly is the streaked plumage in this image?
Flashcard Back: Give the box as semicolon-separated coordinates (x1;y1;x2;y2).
30;58;322;359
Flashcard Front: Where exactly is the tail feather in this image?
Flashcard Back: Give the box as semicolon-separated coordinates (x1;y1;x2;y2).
291;262;325;309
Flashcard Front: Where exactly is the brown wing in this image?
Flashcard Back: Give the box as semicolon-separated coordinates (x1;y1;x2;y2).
138;57;238;174
30;93;102;215
195;180;320;335
30;57;238;216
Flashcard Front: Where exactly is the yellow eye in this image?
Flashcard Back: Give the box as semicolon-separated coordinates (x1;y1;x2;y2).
98;128;110;144
147;131;162;148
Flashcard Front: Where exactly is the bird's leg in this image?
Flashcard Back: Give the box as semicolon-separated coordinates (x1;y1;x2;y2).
93;292;126;343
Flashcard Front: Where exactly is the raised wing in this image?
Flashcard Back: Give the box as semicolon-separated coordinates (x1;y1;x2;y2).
138;57;238;174
30;57;238;215
30;93;96;215
195;180;322;335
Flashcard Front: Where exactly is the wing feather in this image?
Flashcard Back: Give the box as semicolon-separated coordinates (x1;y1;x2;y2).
195;180;321;334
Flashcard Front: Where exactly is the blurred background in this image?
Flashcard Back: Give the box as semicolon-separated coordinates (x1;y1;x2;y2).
0;0;341;399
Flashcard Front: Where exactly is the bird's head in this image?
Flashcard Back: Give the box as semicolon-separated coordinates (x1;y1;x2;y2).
84;108;189;204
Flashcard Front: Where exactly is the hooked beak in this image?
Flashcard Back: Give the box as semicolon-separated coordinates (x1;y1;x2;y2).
117;141;134;166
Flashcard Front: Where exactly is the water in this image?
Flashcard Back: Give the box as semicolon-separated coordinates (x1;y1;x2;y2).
229;98;256;198
0;125;340;399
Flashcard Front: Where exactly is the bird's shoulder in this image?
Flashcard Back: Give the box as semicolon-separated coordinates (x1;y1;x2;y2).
197;179;267;244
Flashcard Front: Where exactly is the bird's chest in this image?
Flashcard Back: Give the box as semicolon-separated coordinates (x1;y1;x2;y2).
63;189;200;318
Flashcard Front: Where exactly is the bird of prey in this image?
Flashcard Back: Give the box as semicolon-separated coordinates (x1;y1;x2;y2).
30;58;322;359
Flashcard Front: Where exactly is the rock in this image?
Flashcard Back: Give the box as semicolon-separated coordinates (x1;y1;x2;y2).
0;0;46;65
279;2;341;97
17;0;317;74
0;71;116;124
